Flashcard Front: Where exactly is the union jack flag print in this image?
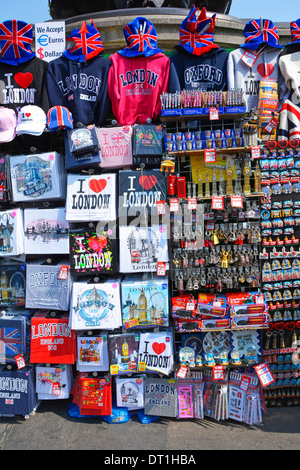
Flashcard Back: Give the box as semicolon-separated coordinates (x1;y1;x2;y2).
0;20;34;63
290;20;300;44
241;18;282;49
0;319;25;363
178;6;218;56
66;20;104;61
121;17;162;57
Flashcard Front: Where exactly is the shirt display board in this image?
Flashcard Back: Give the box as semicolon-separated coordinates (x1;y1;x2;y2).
108;333;140;375
0;315;27;363
138;331;174;376
115;376;144;410
77;334;109;372
0;208;24;257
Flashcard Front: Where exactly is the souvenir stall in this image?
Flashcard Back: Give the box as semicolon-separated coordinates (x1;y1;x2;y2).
0;6;299;423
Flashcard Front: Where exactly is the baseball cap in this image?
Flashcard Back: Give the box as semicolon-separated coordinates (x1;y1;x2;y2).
16;105;46;136
0;107;16;142
46;106;73;132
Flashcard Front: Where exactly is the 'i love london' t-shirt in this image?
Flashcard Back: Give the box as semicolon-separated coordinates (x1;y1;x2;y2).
227;45;282;112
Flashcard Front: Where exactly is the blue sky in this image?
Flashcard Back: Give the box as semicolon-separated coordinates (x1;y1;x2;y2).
0;0;298;24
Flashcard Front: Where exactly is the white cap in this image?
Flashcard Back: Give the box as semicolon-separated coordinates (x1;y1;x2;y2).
16;105;46;136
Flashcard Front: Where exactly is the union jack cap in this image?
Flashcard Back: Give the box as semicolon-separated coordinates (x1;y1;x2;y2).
119;17;163;57
286;19;300;46
47;106;73;132
240;18;282;50
177;6;219;56
64;20;104;62
0;19;35;65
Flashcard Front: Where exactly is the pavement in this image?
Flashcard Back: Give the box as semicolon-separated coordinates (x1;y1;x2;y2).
0;399;300;453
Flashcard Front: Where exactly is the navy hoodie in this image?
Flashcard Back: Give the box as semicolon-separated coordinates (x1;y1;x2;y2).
46;54;112;127
169;47;229;93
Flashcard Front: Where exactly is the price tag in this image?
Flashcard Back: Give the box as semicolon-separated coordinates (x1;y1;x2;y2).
157;261;166;276
52;383;61;396
186;301;195;311
241;49;261;67
213;301;222;307
58;265;69;280
156;200;166;215
209;107;219;121
204;148;217;163
176;366;189;379
213;365;225;380
187;197;197;210
169;198;179;212
264;118;278;133
211;196;224;210
239;375;251;391
251;146;261;159
206;221;215;230
254;363;276;388
14;354;25;369
230;195;243;208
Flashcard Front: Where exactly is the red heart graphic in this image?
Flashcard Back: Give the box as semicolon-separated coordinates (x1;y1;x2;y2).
152;342;166;355
139;175;157;190
274;322;284;330
25;113;31;118
14;72;33;89
257;63;274;78
89;178;107;193
285;321;295;330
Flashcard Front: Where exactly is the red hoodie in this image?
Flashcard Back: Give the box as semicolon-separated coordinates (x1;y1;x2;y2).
108;52;170;125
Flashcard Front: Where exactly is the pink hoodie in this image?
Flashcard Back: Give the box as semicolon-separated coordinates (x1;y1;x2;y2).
108;52;170;125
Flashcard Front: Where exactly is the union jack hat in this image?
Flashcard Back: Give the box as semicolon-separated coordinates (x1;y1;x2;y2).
240;18;282;50
118;17;163;57
176;6;219;56
0;19;35;65
64;20;104;62
47;106;73;132
286;19;300;46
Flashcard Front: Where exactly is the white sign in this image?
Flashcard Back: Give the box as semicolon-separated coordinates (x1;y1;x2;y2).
35;21;65;62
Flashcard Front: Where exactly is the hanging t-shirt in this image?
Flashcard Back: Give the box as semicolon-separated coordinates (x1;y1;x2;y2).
144;377;177;418
10;152;65;203
30;313;76;364
69;279;122;331
119;169;166;220
25;264;71;311
0;366;38;417
227;45;282;112
0;56;49;113
66;173;117;222
69;224;117;276
0;208;24;257
24;208;69;255
0;264;26;308
119;224;169;273
0;315;27;363
138;330;174;376
35;364;73;400
116;377;144;410
77;334;109;372
108;333;140;375
97;125;133;169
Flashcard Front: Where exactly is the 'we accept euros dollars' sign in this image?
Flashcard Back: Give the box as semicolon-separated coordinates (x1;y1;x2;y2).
35;22;66;63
